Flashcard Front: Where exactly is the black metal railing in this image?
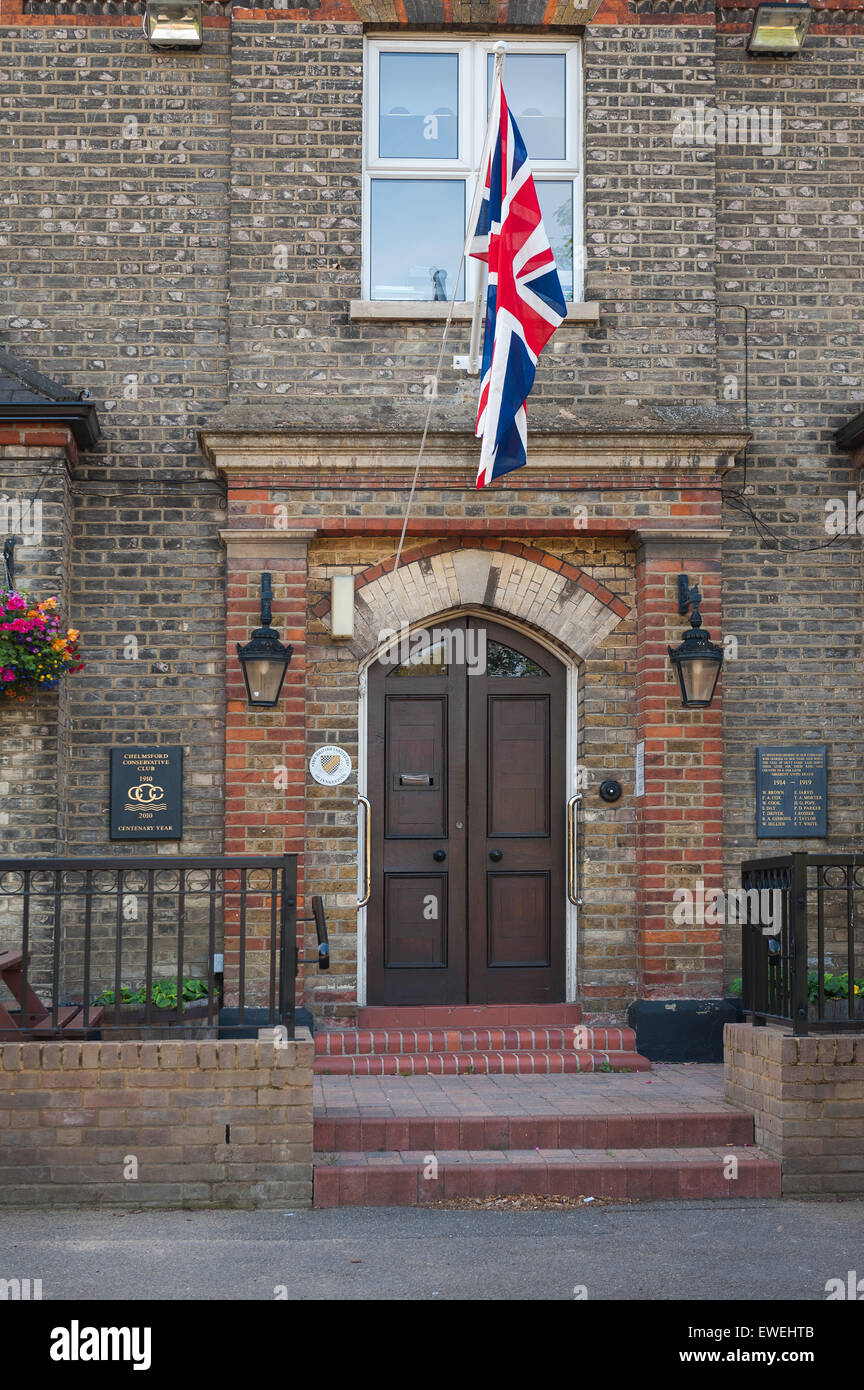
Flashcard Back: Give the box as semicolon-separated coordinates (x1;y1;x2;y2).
741;853;864;1035
0;855;303;1039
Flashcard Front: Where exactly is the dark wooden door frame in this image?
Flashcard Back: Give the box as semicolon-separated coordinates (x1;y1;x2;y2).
362;612;572;1007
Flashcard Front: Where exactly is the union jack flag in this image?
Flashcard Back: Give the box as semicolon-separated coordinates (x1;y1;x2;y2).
471;85;567;489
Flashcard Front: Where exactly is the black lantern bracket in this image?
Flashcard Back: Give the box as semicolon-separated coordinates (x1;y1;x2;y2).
677;573;702;618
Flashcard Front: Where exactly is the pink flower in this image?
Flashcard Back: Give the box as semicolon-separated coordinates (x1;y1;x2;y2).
5;594;26;612
0;669;16;683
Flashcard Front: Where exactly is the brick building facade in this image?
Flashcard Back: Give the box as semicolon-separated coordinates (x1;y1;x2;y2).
1;0;863;1045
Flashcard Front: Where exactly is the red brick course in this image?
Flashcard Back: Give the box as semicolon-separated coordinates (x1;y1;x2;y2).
635;543;724;999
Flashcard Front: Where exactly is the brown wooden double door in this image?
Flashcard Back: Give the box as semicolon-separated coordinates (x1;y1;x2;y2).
366;617;566;1005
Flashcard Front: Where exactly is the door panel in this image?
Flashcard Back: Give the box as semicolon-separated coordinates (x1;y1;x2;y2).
385;696;447;838
487;872;551;967
384;874;448;967
367;615;566;1005
487;695;550;837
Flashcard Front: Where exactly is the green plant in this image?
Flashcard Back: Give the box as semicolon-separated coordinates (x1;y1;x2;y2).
94;977;214;1009
806;971;864;1004
729;972;864;1003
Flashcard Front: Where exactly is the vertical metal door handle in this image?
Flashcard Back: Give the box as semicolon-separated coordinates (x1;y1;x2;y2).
567;794;582;907
356;795;371;908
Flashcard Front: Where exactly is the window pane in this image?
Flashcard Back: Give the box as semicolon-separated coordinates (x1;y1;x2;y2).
486;640;549;678
392;639;449;676
536;181;573;301
488;53;566;160
370;180;465;301
379;52;459;160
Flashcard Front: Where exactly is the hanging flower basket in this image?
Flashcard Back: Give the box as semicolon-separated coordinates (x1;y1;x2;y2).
0;589;83;701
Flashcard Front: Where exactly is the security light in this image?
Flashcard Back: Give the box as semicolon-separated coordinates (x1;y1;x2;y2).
144;1;203;50
330;575;355;640
747;4;811;55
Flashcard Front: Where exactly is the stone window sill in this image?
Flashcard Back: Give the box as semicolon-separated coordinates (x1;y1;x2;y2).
348;301;600;324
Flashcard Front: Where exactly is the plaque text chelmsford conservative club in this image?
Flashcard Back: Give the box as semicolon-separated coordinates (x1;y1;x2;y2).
110;746;183;840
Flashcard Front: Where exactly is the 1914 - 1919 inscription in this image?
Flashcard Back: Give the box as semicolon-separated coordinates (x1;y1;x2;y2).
756;745;827;838
110;746;183;840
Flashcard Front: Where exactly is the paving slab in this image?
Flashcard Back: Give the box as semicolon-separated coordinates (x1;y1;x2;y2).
314;1062;730;1119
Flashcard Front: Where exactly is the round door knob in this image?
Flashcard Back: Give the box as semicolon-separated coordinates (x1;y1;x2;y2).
432;849;446;862
489;850;503;862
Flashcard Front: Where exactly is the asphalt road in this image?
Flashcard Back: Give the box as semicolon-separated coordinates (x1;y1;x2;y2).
3;1199;863;1301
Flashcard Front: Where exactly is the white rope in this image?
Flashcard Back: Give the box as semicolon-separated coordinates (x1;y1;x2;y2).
390;43;508;582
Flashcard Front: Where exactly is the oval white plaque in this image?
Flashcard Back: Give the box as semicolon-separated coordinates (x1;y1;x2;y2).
309;745;352;786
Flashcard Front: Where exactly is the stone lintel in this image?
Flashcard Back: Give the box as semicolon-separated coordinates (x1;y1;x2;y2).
636;528;731;559
203;432;749;481
219;528;313;558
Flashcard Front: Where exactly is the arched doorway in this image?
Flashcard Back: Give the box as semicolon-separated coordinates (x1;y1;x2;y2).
365;615;567;1006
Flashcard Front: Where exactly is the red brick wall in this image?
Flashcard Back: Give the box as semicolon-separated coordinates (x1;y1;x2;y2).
636;536;724;1000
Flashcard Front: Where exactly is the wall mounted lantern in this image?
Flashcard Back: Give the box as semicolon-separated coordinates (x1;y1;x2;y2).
236;573;294;708
747;4;811;55
144;1;203;49
667;574;723;709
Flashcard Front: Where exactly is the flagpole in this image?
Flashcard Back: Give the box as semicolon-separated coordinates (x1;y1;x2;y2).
391;44;507;579
467;43;505;375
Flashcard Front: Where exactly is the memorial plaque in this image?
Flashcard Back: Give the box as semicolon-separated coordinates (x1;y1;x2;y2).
110;746;183;840
756;745;827;838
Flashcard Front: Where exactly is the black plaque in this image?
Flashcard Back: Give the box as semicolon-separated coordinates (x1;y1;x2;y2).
756;745;827;838
110;746;183;840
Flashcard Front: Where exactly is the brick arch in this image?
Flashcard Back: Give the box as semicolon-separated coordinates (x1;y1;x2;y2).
317;539;630;661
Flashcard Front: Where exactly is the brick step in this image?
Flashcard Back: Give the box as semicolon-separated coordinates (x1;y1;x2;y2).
358;1004;583;1028
313;1146;782;1207
314;1049;650;1076
314;1109;756;1153
315;1025;636;1057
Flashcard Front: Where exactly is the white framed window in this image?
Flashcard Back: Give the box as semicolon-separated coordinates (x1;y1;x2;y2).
362;37;583;306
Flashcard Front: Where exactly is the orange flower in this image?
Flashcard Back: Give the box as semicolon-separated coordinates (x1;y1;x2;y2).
66;629;79;642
